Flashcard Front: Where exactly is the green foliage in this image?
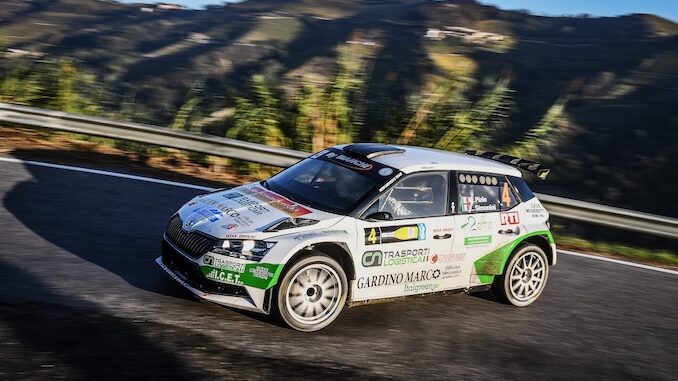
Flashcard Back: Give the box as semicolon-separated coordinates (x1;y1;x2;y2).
171;97;202;131
556;234;678;267
507;96;569;160
0;59;106;115
293;43;374;151
227;75;290;148
433;77;514;152
0;62;49;106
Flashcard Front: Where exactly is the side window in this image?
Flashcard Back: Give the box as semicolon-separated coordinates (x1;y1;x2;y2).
370;172;448;219
509;175;535;202
457;173;518;214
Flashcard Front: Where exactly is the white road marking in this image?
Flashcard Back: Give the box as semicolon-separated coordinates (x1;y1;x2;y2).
1;156;676;276
0;156;214;191
559;249;678;276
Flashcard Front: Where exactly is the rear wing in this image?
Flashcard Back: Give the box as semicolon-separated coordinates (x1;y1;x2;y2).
465;150;550;180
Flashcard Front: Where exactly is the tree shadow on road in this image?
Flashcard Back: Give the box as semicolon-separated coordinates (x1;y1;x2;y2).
0;258;205;380
2;150;228;300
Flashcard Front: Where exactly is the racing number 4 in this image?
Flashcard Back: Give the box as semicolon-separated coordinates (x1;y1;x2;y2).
368;228;378;244
501;182;512;206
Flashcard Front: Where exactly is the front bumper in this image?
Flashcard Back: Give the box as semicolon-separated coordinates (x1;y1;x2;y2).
157;236;269;314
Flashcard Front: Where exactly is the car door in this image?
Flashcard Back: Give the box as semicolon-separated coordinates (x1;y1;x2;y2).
351;171;456;302
451;172;521;287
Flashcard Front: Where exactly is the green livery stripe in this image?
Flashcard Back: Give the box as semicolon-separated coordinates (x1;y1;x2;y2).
473;230;554;283
200;262;283;289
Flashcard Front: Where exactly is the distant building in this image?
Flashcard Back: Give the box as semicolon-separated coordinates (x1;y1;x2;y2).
425;26;506;44
187;32;211;44
346;39;377;46
157;3;186;11
5;48;45;59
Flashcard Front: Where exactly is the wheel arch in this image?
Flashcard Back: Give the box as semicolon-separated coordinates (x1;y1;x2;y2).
521;234;555;266
279;241;355;296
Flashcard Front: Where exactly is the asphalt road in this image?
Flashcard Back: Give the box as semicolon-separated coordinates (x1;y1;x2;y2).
0;158;676;380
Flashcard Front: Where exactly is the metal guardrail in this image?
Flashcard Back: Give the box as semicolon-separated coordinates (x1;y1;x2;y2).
1;102;677;238
0;102;307;167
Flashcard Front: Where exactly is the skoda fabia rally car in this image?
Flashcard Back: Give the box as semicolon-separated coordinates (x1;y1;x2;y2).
157;144;555;331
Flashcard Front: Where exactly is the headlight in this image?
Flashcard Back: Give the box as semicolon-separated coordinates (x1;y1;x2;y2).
211;240;275;261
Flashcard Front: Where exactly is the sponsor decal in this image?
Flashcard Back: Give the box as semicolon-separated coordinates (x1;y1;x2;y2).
403;282;439;293
322;229;348;235
249;265;274;280
364;224;426;245
328;154;373;171
356;269;441;289
379;168;394;176
500;212;520;225
241;185;312;217
222;233;257;239
234;195;271;215
223;192;244;199
441;264;463;279
464;235;492;246
433;227;454;234
199;254;282;289
223;223;238;230
204;268;243;285
202;254;246;273
461;215;493;232
430;253;465;264
362;251;383;267
361;248;431;267
526;201;547;219
379;171;403;192
197;208;223;223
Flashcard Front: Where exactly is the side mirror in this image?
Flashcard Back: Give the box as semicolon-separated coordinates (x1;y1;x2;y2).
365;211;393;222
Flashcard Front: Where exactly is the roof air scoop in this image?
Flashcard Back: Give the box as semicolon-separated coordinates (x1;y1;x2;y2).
342;143;405;159
465;150;551;180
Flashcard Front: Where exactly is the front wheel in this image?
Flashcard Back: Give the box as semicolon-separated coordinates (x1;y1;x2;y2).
273;255;348;332
493;244;549;307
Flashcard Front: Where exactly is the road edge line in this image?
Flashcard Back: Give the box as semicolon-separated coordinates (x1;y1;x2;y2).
0;156;215;191
558;249;678;276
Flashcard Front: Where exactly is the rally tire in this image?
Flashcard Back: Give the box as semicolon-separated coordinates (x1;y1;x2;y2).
493;244;549;307
273;255;348;332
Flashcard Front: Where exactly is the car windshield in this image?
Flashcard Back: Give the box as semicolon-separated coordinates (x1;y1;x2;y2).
265;156;392;215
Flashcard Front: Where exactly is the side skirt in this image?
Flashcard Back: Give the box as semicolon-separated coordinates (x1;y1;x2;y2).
346;284;492;308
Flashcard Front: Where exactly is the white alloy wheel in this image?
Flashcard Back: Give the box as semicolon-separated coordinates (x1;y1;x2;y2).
494;244;549;307
274;255;347;332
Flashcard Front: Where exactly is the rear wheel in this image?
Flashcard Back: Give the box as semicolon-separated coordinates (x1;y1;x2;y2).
274;255;347;332
493;244;549;307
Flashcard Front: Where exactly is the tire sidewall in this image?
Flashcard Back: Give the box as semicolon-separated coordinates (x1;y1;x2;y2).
274;254;348;332
502;244;549;307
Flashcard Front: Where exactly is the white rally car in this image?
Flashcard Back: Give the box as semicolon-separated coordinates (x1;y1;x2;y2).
157;144;555;331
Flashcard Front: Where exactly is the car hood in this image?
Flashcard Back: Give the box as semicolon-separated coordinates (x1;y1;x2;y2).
176;182;343;239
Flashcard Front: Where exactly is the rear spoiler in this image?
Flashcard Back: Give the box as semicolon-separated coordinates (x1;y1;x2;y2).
465;150;550;180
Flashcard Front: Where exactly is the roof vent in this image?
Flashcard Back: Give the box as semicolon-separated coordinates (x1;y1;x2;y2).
342;143;405;159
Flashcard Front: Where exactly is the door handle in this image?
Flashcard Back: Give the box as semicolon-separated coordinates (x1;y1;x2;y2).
498;228;520;235
434;234;452;240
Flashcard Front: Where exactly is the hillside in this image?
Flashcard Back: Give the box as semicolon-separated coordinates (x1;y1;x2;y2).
1;0;677;216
